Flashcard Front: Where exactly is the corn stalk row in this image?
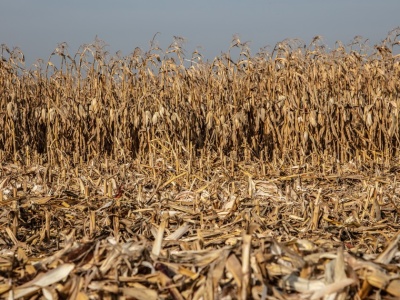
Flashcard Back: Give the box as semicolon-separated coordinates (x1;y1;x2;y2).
1;35;400;167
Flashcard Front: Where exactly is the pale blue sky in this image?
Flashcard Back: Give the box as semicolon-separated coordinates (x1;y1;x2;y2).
1;0;399;67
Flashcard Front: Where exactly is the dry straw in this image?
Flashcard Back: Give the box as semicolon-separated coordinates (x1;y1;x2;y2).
1;31;400;298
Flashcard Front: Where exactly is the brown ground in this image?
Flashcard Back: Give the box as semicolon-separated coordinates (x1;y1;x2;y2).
1;156;400;299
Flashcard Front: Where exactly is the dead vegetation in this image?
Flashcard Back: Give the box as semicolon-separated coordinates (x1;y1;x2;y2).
1;31;400;299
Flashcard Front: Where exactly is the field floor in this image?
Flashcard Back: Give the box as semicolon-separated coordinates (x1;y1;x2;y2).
1;156;400;299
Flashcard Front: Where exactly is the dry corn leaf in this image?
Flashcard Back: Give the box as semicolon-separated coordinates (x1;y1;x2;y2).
8;263;74;299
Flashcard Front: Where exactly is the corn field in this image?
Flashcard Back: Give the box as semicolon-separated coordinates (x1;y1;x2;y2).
1;33;400;299
1;35;400;168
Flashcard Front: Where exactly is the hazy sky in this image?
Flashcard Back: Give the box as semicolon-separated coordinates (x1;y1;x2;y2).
1;0;399;67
